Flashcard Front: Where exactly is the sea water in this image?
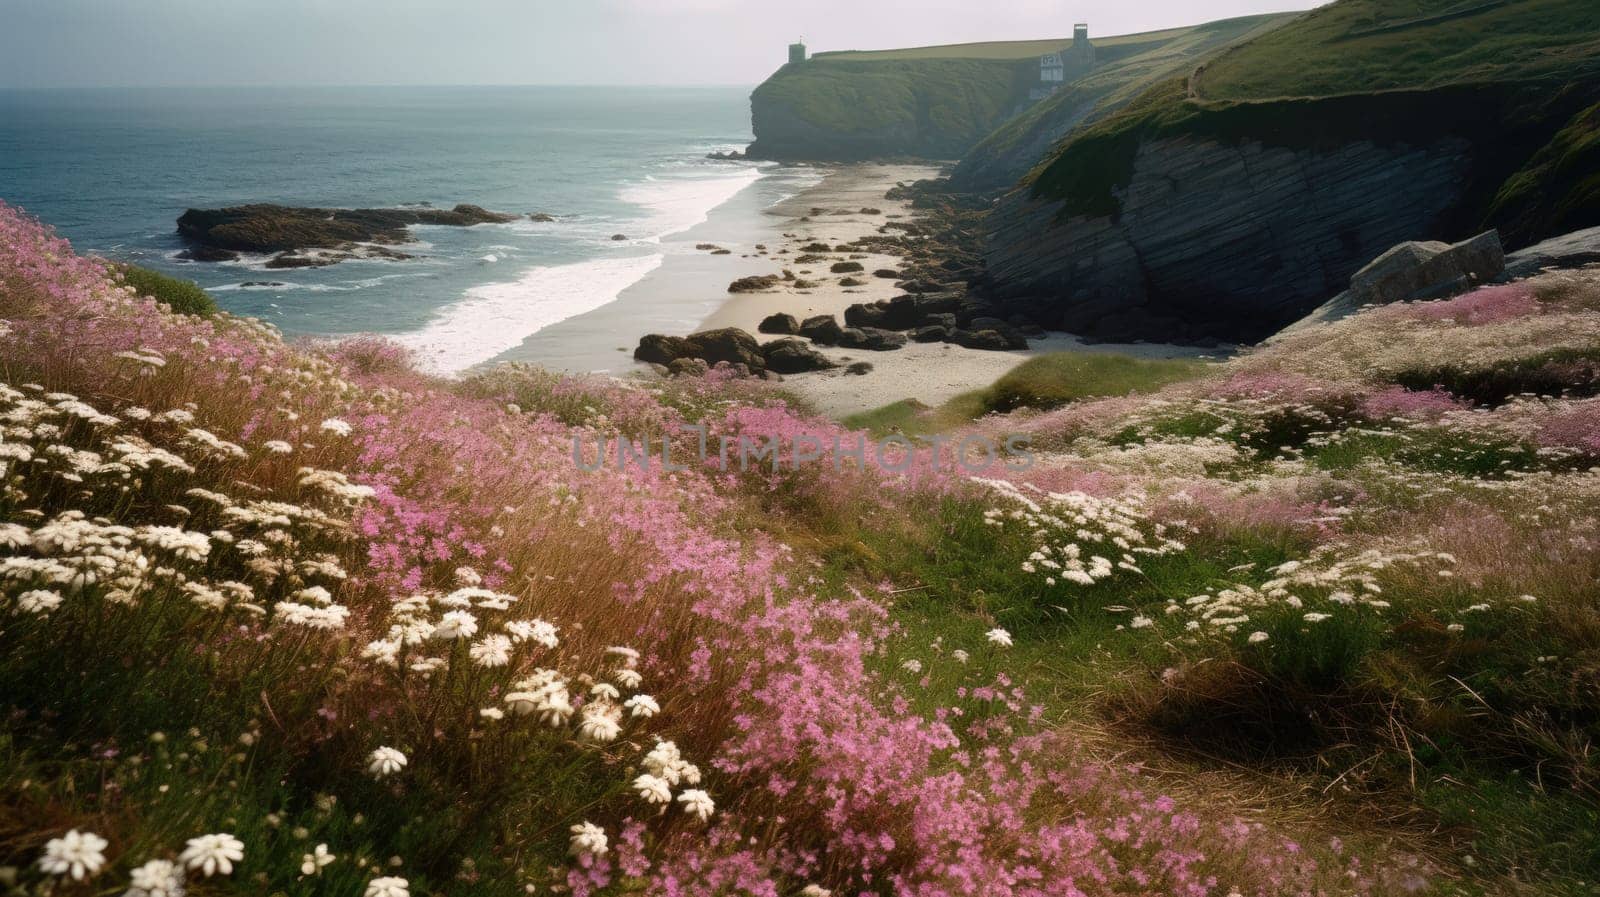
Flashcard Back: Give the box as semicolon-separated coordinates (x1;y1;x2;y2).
0;85;817;373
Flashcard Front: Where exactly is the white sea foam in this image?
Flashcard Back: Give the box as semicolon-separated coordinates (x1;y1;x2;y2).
619;166;763;242
396;253;664;375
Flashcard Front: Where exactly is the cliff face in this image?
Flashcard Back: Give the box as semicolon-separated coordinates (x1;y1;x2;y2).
747;58;1029;161
980;78;1600;342
984;136;1474;341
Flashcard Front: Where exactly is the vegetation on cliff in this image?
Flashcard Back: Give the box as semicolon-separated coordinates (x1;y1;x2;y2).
1024;0;1600;247
110;263;217;316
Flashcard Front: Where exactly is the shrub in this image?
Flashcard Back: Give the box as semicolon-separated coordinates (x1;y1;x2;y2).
111;262;218;315
981;352;1210;413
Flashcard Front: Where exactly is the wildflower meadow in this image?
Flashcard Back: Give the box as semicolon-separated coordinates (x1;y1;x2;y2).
0;200;1596;895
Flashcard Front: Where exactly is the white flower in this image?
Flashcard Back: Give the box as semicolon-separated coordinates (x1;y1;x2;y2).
319;418;353;437
479;707;504;721
469;634;513;668
633;773;672;806
365;876;410;897
677;788;715;822
985;628;1013;648
263;440;294;454
568;822;608;857
126;858;184;897
431;610;478;640
576;703;622;743
612;667;643;689
1129;615;1154;629
801;885;832;897
624;694;660;718
300;843;335;876
1247;631;1270;644
179;833;244;877
17;589;64;615
589;682;621;702
1302;612;1331;623
368;746;407;778
1447;623;1465;633
900;659;923;674
38;829;108;880
504;618;559;648
952;649;969;664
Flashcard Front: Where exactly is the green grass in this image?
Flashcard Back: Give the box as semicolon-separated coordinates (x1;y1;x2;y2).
1196;0;1600;101
813;26;1199;62
980;352;1210;414
112;263;218;316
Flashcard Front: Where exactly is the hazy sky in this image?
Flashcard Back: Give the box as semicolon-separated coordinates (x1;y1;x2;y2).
0;0;1325;89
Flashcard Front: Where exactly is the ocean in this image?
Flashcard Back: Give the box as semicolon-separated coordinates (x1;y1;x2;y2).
0;85;819;373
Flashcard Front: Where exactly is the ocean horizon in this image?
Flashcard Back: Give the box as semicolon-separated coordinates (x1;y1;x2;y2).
0;84;816;374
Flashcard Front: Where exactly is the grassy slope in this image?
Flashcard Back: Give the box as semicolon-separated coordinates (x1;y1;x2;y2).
844;351;1212;436
749;23;1218;157
1025;0;1600;244
955;13;1295;189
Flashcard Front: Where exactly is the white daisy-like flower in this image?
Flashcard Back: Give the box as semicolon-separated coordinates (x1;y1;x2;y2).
568;822;608;857
431;610;478;640
952;649;969;664
1247;631;1270;644
1129;615;1154;629
179;833;244;877
612;667;643;690
38;828;108;880
479;707;504;721
624;694;659;718
319;418;353;437
365;876;410;897
17;589;64;615
126;858;184;897
677;788;715;822
1302;612;1331;623
504;618;558;648
576;703;622;743
985;628;1013;648
469;634;513;668
263;440;293;455
900;659;922;674
801;886;832;897
300;843;335;876
632;773;672;806
368;746;407;778
589;682;621;702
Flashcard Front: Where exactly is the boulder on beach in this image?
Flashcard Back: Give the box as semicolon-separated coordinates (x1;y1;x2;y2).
728;274;782;293
758;313;800;335
799;314;843;345
176;203;517;259
634;328;768;373
667;357;710;378
761;338;837;374
837;327;907;351
844;361;874;376
634;334;693;366
830;261;865;274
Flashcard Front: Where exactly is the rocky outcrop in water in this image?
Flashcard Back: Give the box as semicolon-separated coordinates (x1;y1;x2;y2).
175;203;517;267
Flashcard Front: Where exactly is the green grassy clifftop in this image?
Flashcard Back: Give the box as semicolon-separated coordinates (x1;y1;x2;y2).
746;26;1217;161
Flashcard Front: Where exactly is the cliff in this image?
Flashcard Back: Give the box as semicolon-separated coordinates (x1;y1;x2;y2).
950;14;1296;191
981;0;1600;342
746;26;1223;162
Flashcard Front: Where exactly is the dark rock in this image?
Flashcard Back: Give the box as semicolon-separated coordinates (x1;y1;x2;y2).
706;150;746;161
758;313;800;335
264;254;331;270
611;234;629;241
830;261;865;274
843;303;888;329
839;276;865;287
762;338;837;374
799;315;843;345
837;327;907;351
728;274;782;293
685;328;766;372
845;362;874;376
910;325;949;343
176;246;240;262
1504;225;1600;279
635;334;693;366
528;213;557;223
859;207;882;215
873;269;900;279
952;329;1016;351
667;357;710;377
239;281;286;287
176;202;516;256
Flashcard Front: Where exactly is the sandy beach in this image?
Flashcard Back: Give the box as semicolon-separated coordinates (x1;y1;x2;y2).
495;161;1220;419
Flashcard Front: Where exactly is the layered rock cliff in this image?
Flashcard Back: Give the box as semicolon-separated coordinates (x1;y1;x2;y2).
980;78;1600;342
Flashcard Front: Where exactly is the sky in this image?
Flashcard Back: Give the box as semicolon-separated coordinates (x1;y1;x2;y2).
0;0;1326;89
